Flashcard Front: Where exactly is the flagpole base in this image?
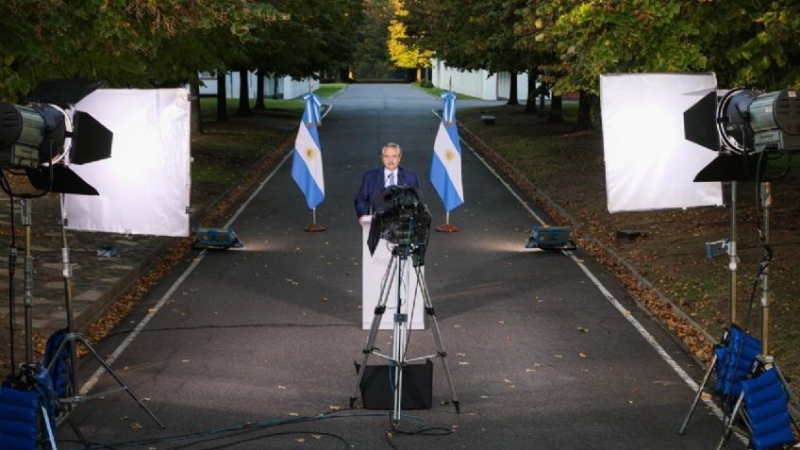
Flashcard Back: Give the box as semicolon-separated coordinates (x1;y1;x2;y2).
435;223;459;233
304;224;326;232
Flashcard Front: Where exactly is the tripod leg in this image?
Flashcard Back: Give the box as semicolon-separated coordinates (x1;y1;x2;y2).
416;267;460;413
678;354;717;435
350;256;397;408
74;334;165;428
392;311;406;426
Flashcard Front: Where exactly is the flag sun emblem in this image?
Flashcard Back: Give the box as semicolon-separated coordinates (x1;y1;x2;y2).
306;148;316;159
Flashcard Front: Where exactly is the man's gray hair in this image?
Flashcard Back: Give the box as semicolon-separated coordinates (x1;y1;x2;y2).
382;142;402;156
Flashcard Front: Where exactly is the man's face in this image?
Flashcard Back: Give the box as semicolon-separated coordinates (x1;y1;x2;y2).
382;146;401;171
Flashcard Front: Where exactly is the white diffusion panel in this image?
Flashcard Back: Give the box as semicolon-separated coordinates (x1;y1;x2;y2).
65;89;191;236
600;73;723;213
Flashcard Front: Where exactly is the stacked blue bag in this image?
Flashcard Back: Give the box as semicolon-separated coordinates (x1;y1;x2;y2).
713;325;762;406
0;363;57;449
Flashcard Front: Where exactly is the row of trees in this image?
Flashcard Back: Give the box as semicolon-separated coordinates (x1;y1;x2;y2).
394;0;800;126
4;1;798;129
0;0;364;104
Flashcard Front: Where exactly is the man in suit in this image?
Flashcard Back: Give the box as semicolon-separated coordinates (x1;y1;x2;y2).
354;142;420;225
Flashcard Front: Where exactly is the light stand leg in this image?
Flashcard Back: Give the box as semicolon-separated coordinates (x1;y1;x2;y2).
63;332;165;428
415;265;460;413
45;196;165;428
716;389;746;450
677;353;717;435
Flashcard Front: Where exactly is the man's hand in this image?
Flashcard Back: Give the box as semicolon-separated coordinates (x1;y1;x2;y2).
358;215;371;226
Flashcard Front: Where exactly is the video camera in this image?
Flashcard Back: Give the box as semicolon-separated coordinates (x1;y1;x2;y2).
367;185;431;265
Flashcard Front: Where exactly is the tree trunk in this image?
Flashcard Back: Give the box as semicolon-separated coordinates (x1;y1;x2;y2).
524;70;538;114
506;73;519;106
216;72;228;122
548;95;563;123
237;70;251;116
254;70;266;111
190;82;203;135
575;90;594;130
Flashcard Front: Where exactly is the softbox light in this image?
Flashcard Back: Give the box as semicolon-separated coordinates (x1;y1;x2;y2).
600;74;723;213
63;89;191;237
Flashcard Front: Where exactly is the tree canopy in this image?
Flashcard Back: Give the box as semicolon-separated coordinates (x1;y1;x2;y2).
3;0;798;104
387;0;433;76
518;0;800;95
0;0;363;102
397;0;799;96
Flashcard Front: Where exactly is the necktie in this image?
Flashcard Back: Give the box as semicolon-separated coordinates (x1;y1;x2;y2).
387;171;395;187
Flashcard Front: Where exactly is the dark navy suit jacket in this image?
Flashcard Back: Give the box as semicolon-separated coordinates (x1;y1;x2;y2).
354;167;420;218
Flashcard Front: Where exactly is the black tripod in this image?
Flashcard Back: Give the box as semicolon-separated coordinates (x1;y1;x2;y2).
350;241;460;425
42;195;164;428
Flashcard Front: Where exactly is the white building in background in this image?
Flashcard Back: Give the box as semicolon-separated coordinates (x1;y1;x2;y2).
198;71;319;100
431;59;529;101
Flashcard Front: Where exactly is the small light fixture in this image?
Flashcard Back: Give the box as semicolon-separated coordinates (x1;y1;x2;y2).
525;226;575;250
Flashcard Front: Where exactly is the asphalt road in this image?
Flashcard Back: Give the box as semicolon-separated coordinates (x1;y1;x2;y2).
55;84;740;449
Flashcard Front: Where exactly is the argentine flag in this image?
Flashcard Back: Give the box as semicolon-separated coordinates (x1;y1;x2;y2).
291;93;325;209
430;92;464;212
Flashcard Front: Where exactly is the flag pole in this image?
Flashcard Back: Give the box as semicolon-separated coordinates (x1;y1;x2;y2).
435;83;460;232
294;85;326;232
436;211;458;232
305;207;325;232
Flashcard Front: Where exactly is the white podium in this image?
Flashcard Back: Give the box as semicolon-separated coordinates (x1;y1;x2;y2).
362;217;425;330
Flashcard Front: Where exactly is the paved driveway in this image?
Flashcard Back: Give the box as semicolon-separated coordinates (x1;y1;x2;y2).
56;84;738;449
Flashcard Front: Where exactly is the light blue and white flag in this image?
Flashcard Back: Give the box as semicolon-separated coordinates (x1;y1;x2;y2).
430;91;464;212
291;93;325;209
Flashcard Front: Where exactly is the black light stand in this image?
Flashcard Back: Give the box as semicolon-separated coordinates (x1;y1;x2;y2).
728;181;740;326
20;198;35;365
45;193;165;428
678;182;800;437
714;182;800;449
